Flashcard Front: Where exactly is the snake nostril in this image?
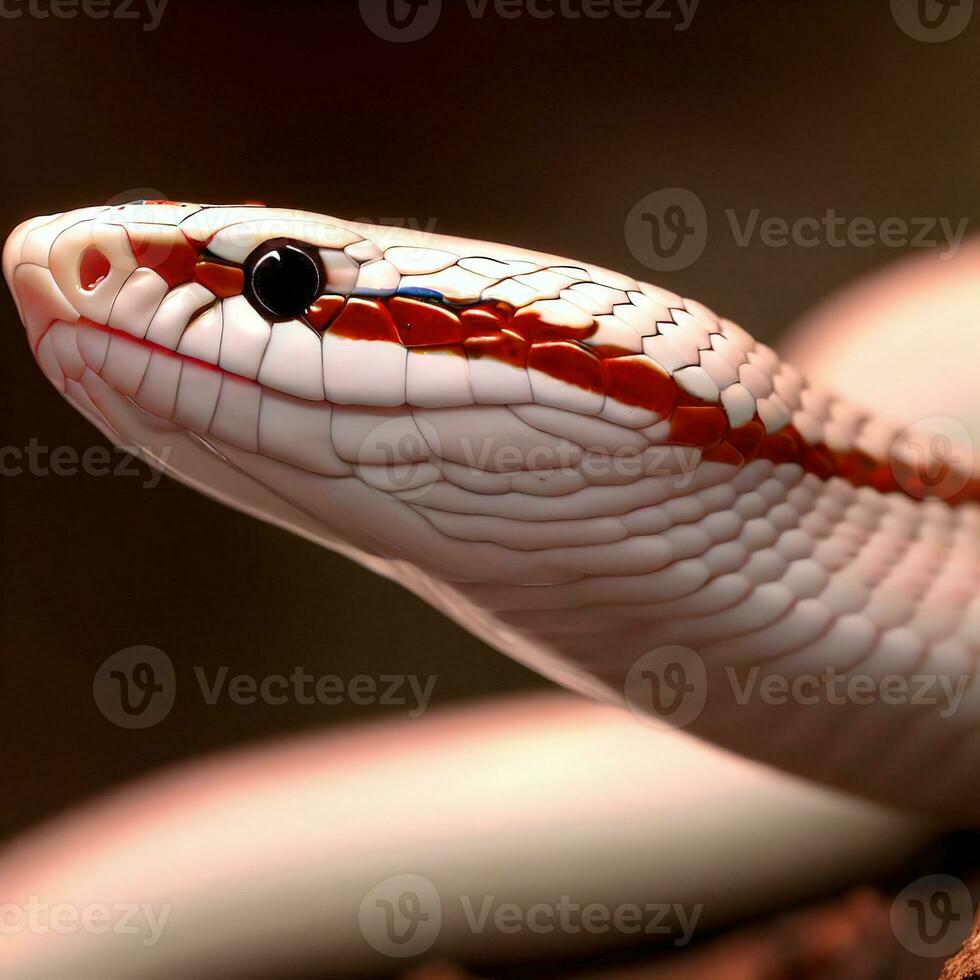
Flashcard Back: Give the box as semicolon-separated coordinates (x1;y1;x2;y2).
79;246;111;291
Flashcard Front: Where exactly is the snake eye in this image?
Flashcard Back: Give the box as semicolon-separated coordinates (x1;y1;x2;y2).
243;239;322;321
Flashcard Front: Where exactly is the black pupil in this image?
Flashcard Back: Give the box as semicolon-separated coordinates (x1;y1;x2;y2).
247;242;321;320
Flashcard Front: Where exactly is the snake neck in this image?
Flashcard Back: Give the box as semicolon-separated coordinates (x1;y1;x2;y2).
431;448;980;820
379;365;980;828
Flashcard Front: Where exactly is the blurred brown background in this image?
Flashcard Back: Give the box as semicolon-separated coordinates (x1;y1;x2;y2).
1;0;978;845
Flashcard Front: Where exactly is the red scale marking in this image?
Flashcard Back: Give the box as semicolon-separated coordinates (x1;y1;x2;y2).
296;295;980;505
389;297;464;347
308;295;346;332
193;261;244;298
826;446;980;506
459;307;528;369
463;330;528;368
799;444;839;481
527;340;603;393
511;307;598;345
127;228;245;299
726;421;766;460
669;406;729;450
757;427;804;465
602;356;676;417
107;252;979;506
329;298;401;343
460;306;508;334
126;228;205;288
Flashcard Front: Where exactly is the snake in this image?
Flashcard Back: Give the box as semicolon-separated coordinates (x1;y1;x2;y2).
2;201;979;976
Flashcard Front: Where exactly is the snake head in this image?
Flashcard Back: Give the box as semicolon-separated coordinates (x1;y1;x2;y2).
8;203;980;819
3;201;834;583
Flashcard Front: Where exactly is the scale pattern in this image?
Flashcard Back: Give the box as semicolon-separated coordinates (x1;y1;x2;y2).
5;203;980;820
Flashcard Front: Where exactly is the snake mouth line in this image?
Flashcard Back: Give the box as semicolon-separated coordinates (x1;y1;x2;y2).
78;315;235;380
46;316;980;511
10;206;980;511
